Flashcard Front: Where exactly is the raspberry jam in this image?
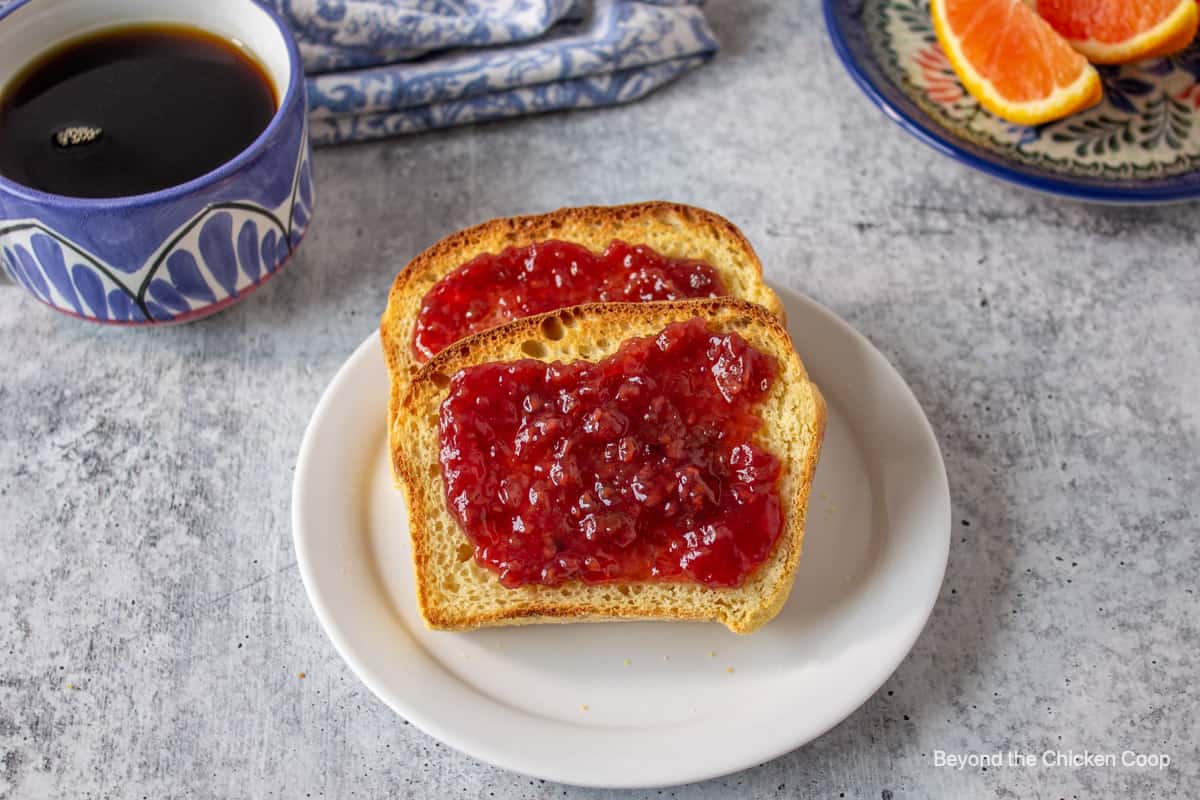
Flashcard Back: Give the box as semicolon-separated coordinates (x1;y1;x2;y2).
438;318;783;589
411;240;727;362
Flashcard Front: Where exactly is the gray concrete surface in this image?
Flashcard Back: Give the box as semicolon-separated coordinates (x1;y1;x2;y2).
2;2;1198;797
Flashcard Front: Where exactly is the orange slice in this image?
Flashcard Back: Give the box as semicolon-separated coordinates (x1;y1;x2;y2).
931;0;1103;126
1035;0;1199;64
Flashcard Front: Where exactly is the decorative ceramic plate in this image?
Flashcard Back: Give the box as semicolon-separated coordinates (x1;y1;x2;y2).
825;0;1200;202
291;287;951;788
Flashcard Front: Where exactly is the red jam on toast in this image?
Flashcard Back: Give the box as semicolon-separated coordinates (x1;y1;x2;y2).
412;240;726;362
438;318;782;589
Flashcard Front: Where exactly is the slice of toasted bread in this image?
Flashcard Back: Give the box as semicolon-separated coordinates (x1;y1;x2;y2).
392;298;825;634
380;202;783;423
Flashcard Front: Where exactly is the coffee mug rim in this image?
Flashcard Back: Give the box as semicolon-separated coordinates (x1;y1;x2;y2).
0;0;304;210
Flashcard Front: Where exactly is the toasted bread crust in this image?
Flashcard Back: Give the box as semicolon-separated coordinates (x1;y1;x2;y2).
392;299;826;634
380;203;783;468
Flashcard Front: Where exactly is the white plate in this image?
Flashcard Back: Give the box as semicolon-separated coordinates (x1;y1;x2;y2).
292;287;951;789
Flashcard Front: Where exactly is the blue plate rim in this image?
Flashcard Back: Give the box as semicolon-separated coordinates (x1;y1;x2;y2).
822;0;1200;204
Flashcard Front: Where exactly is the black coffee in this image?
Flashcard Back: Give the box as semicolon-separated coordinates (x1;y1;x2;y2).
0;24;277;198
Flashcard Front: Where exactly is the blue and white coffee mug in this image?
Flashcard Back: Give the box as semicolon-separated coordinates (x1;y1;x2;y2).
0;0;313;325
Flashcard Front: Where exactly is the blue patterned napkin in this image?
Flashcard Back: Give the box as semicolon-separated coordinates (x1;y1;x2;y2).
269;0;718;145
